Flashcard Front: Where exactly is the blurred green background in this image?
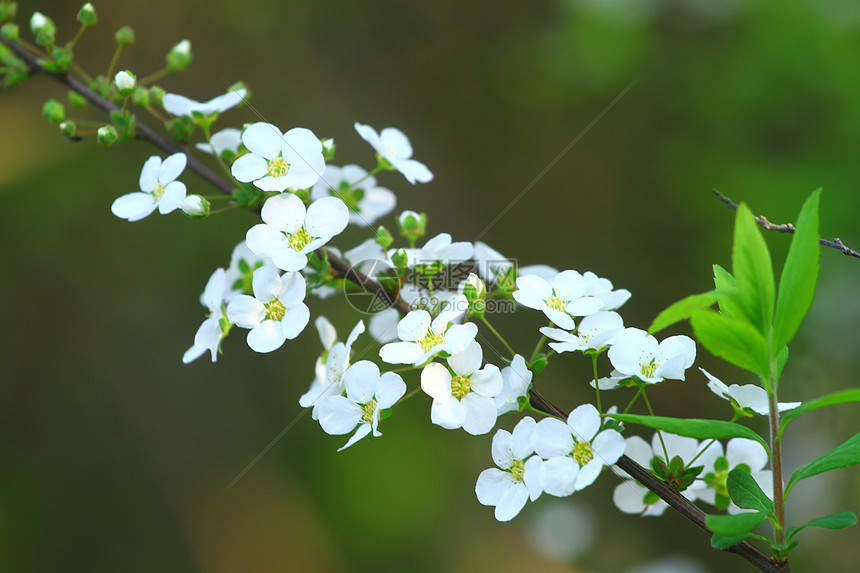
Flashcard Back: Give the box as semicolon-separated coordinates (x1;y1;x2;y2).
2;0;859;571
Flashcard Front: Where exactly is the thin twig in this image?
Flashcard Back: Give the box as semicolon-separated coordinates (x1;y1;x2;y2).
2;37;787;573
713;189;859;259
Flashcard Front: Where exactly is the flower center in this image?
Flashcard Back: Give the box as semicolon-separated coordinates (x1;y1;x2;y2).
265;300;286;321
267;155;290;178
639;359;659;379
418;330;445;352
509;458;525;481
545;294;567;312
573;441;594;466
451;374;472;399
152;182;166;201
287;227;313;251
360;398;378;424
384;144;401;159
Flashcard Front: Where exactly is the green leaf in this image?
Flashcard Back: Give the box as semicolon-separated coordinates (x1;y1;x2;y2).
690;310;770;379
727;468;773;514
712;264;739;318
779;388;860;440
710;531;769;549
786;512;857;542
706;511;767;536
607;414;768;450
786;432;860;496
773;190;821;352
732;203;775;334
648;291;720;334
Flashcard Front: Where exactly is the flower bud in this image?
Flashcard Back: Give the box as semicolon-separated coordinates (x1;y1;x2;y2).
59;121;77;139
181;195;210;219
321;138;335;161
67;91;87;108
374;225;394;250
0;3;18;22
77;3;97;26
148;85;165;105
1;22;19;41
29;11;47;32
390;248;410;269
114;25;135;47
464;272;487;318
530;353;549;376
132;86;149;106
41;99;65;123
97;125;118;146
396;210;427;243
166;39;192;72
30;11;55;46
113;70;136;96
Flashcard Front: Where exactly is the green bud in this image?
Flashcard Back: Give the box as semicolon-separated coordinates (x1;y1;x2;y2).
464;272;487;318
115;25;134;47
0;3;18;22
164;117;194;144
1;22;19;41
530;353;549;376
166;39;192;72
374;225;394;250
132;86;149;106
391;248;409;269
59;121;78;139
180;195;210;219
30;12;56;47
321;138;335;161
41;99;65;123
77;3;97;26
97;124;118;146
67;90;87;108
113;70;136;96
396;210;427;243
148;85;165;105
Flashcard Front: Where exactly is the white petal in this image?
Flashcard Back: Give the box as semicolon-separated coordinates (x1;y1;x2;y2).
592;429;626;467
726;438;768;471
375;372;406;409
247;320;286;353
460;394;497;435
476;468;511;506
158;152;187;184
242;122;284;159
379;341;423;365
315;316;338;350
493;482;529;522
280;303;310;340
447;340;482;376
157;181;186;214
138;156;161;191
317;395;361;435
338;423;372;451
567;404;601;442
533;418;574;458
262;193;306;233
421;363;453;401
430;397;465;430
226;295;265;328
231;153;269;183
306;197;349;239
511;416;537;460
111;192;156;221
540;456;579;497
354;122;382;153
470;364;503;398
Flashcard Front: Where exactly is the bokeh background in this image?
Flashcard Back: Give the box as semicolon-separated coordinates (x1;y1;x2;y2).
2;0;860;571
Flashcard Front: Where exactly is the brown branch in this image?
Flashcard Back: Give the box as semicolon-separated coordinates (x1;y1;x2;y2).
713;189;860;259
2;37;787;573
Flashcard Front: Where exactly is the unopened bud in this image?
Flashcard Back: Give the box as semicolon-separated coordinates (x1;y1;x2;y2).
166;39;192;72
41;99;65;123
374;226;394;250
396;210;427;243
181;195;210;218
77;3;97;26
114;25;134;47
97;125;118;146
113;70;136;96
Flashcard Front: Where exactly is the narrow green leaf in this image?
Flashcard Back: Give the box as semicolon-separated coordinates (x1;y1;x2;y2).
711;531;769;549
779;389;860;440
706;511;767;536
690;310;770;378
607;414;768;450
732;203;776;334
773;190;821;352
648;291;720;334
786;432;860;496
727;468;773;514
786;511;856;542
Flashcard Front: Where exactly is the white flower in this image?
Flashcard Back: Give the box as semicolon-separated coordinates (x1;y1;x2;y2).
183;268;229;364
475;416;543;522
379;295;478;365
300;318;366;418
316;360;406;451
420;341;503;435
540;311;624;354
162;88;247;117
494;354;532;415
701;368;800;415
694;438;772;514
225;266;309;353
354;122;433;184
231;122;326;191
114;70;135;91
180;195;208;217
533;404;625;496
174;39;191;55
245;193;349;272
310;164;396;227
517;265;558;281
196;127;243;157
512;270;604;330
583;271;631;310
111;153;187;221
608;328;696;384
